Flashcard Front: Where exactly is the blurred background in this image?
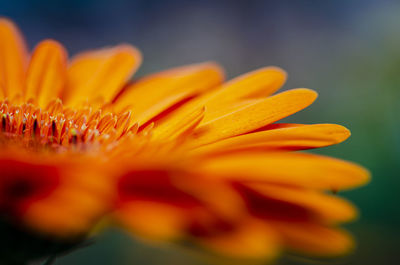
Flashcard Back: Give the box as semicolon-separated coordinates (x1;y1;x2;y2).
1;0;399;264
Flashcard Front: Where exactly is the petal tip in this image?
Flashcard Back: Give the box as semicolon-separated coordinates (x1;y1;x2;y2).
338;161;371;190
35;39;68;55
0;17;10;24
184;61;225;78
327;124;351;143
203;61;225;76
0;17;17;28
114;43;143;65
299;87;318;98
358;166;372;185
265;66;288;80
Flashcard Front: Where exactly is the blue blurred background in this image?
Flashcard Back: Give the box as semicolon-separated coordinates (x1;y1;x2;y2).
2;0;399;264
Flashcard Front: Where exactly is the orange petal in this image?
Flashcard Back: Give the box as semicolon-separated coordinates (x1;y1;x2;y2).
191;123;350;154
245;184;357;223
114;201;187;240
197;218;281;259
24;191;107;238
0;151;113;238
271;222;354;256
25;40;67;107
202;99;261;124
197;152;370;190
0;18;28;98
24;200;94;237
65;45;141;106
0;83;5;99
114;62;224;125
192;89;318;146
205;66;287;112
151;106;205;141
65;49;107;97
151;67;286;140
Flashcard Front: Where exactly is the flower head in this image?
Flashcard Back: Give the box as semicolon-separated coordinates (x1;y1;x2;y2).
0;18;369;263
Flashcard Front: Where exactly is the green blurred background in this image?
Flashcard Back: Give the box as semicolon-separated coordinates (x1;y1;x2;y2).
2;0;399;264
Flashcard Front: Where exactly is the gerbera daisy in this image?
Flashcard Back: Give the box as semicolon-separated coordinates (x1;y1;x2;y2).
0;18;369;264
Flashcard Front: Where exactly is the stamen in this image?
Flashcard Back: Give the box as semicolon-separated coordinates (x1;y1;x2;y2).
0;99;139;152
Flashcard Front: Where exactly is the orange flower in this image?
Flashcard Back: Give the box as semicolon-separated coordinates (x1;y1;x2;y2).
0;17;369;263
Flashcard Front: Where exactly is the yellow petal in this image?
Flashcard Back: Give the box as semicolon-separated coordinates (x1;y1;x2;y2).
246;184;357;223
192;89;318;146
197;218;281;259
271;222;354;256
114;62;224;125
0;18;28;98
197;152;370;190
25;40;67;107
191;123;350;154
65;44;141;105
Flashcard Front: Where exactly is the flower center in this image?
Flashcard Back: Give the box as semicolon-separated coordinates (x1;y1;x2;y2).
0;98;138;152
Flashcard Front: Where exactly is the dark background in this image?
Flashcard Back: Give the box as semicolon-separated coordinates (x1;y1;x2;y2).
1;0;399;264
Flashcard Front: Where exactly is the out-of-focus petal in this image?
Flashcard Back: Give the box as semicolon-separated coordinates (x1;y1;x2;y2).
65;45;141;106
196;218;281;259
115;62;224;126
25;40;67;108
115;201;188;240
239;183;357;223
197;152;370;190
271;221;354;256
0;151;113;238
0;18;28;98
